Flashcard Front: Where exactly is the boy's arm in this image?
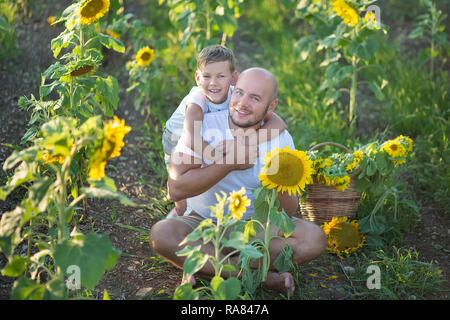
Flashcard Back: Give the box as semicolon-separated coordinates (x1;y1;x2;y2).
257;112;287;144
182;103;216;162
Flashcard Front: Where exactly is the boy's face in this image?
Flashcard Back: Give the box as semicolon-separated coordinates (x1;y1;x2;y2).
195;61;237;104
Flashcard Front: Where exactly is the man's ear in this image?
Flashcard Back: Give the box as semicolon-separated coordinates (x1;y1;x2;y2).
231;71;238;86
268;98;278;113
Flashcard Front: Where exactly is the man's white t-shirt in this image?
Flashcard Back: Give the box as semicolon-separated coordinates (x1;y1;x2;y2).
173;109;295;221
165;86;234;136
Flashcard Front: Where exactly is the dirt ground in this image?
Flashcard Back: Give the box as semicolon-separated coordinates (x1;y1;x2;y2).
0;5;448;300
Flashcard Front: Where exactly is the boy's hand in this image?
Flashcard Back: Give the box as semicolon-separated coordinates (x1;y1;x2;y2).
216;138;258;170
213;140;234;162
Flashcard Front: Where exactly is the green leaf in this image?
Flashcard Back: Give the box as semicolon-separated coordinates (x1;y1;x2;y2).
213;276;241;300
0;207;24;257
51;29;75;58
94;76;120;116
11;276;45;300
174;282;199;300
53;232;121;290
366;159;377;177
221;231;246;250
183;251;209;277
176;244;201;257
43;279;68;300
81;187;136;206
368;81;385;100
273;244;294;273
29;177;54;212
354;176;371;192
97;33;125;53
268;208;296;238
253;195;269;224
2;255;28;277
241;244;263;260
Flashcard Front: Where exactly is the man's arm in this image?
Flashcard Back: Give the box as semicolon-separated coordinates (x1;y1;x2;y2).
167;152;235;201
167;143;257;202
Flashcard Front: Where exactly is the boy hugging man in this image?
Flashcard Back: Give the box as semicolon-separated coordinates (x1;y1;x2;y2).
162;45;286;217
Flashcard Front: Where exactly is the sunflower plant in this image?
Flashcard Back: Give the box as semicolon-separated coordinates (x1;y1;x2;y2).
18;0;126;133
126;45;161;116
0;115;134;299
295;0;388;124
174;188;262;300
161;0;244;51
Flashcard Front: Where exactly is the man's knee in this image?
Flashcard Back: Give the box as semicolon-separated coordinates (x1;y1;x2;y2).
150;220;183;256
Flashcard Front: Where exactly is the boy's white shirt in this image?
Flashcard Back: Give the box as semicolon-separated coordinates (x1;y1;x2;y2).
173;109;295;221
164;86;234;137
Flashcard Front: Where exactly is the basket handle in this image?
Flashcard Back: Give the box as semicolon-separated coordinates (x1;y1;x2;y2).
309;142;351;153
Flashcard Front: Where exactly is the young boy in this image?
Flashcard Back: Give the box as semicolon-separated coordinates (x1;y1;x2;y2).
162;45;286;218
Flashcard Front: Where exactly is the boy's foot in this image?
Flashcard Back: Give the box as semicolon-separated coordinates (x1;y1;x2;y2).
165;207;179;220
263;271;295;296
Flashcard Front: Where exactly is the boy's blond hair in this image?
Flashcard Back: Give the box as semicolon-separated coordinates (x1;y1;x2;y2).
197;45;236;72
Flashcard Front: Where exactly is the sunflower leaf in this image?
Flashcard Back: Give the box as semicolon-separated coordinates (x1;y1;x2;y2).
268;208;296;238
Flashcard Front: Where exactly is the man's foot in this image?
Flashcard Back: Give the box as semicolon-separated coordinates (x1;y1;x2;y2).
181;273;196;286
263;271;295;297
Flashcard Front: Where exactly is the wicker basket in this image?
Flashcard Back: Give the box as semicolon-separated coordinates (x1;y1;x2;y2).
300;142;360;225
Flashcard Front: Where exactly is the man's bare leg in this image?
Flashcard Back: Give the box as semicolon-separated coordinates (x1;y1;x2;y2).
150;218;326;295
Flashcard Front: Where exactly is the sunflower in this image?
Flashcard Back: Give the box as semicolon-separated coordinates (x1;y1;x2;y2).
383;140;406;158
394;135;413;153
331;0;359;26
79;0;110;25
43;153;66;165
333;175;351;191
88;116;131;180
228;187;251;220
345;150;364;172
364;12;376;24
47;16;57;26
259;146;314;196
322;216;365;255
136;46;155;67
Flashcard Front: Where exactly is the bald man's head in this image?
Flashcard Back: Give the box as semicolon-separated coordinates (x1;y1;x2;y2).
238;67;278;101
229;67;279;129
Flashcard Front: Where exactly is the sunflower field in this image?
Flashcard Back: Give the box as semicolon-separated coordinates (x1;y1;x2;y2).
0;0;448;303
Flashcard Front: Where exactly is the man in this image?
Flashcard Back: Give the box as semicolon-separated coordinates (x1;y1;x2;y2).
150;68;327;295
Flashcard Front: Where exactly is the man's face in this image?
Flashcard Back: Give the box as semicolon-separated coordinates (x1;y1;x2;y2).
195;61;237;104
229;71;276;128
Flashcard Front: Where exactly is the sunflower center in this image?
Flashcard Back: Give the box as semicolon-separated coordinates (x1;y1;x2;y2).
140;52;151;61
390;144;398;151
81;0;105;18
329;223;362;250
267;153;304;186
70;65;94;77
